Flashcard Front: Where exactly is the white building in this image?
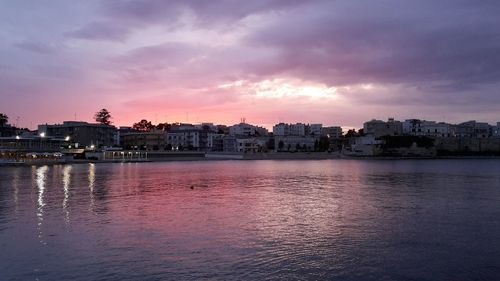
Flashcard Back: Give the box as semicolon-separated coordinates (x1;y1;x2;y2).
421;122;452;138
236;138;268;153
308;124;323;136
229;123;268;136
166;130;200;150
452;120;492;138
290;123;306;136
272;123;289;136
493;122;500;138
272;123;322;137
167;123;229;151
363;118;402;137
345;135;383;156
403;119;451;137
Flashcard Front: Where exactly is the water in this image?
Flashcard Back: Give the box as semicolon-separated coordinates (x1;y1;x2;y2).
1;160;500;281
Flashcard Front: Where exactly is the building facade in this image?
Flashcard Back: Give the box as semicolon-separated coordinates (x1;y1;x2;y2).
364;118;402;137
229;123;268;137
122;131;166;150
38;121;117;148
321;126;343;139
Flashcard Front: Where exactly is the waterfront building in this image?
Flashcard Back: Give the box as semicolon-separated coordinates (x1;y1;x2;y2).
321;126;343;139
474;122;492;138
222;136;238;152
364;118;402;137
236;138;268;153
272;123;289;136
290;123;306;136
272;123;323;137
493;122;500;138
209;134;225;151
166;123;220;151
38;121;117;148
122;130;166;150
403;119;427;136
167;129;200;150
274;136;317;152
0;124;16;137
116;126;136;147
344;135;383;156
0;134;67;152
308;124;323;136
229;123;268;137
402;119;452;137
422;122;452;138
453;121;492;138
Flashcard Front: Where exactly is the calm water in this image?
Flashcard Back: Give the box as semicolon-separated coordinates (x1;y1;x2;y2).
1;160;500;281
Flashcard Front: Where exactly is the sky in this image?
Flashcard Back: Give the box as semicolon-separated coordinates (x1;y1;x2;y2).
1;0;499;130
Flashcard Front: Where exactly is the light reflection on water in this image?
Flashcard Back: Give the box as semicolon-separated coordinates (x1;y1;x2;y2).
0;160;499;281
36;165;48;245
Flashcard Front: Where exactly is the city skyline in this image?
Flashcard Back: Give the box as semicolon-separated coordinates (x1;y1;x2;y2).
2;1;500;129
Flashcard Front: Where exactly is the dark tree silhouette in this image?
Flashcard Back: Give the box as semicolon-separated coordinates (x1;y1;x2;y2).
156;123;171;131
344;129;358;138
0;113;8;127
94;109;112;125
133;119;155;131
278;140;284;151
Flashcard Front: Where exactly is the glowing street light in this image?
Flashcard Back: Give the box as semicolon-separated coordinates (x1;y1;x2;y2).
15;135;20;140
40;132;46;138
65;136;70;141
90;145;95;149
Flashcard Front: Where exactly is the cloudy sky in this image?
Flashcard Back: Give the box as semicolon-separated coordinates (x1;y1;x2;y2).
1;0;499;129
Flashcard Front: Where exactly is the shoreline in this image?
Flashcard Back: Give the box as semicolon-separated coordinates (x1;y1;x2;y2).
2;153;500;167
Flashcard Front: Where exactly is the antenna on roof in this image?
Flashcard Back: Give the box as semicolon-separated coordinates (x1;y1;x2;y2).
241;117;246;124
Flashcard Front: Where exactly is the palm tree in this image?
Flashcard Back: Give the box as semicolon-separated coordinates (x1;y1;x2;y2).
0;113;8;127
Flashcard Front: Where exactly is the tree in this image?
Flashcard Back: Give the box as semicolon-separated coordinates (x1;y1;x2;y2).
295;143;301;151
344;129;358;138
94;108;112;125
133;119;155;131
314;139;319;151
278;140;284;151
267;140;275;150
156;123;171;131
0;113;8;127
319;136;330;152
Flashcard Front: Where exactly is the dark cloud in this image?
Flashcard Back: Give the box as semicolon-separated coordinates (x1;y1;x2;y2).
243;1;500;90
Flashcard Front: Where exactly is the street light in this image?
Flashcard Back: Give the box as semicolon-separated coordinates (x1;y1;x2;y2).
38;132;46;150
90;144;95;149
65;136;70;141
15;135;20;140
